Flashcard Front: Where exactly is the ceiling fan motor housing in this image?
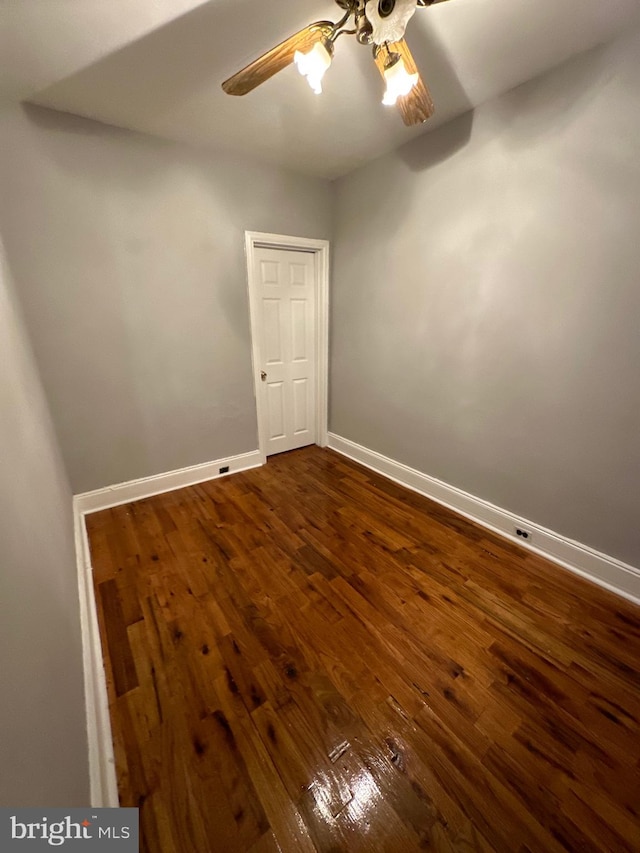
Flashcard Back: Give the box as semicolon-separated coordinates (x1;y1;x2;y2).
366;0;418;45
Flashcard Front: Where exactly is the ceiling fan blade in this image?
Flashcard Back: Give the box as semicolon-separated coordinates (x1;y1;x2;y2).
374;38;435;126
222;22;334;96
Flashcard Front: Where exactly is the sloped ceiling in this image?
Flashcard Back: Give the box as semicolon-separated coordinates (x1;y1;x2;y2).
8;0;640;178
0;0;211;101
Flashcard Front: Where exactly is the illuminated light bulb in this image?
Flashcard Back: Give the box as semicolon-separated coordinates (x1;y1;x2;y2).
382;56;418;105
294;40;333;94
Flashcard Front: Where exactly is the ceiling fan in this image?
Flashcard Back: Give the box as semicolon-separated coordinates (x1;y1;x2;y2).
222;0;451;126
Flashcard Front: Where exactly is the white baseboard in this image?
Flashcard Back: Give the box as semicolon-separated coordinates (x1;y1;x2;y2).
73;449;264;805
328;433;640;606
74;507;119;807
74;449;263;514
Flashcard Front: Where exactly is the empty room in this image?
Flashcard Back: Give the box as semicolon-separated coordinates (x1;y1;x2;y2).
1;0;639;850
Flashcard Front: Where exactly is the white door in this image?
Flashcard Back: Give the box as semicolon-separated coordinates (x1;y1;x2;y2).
253;246;317;456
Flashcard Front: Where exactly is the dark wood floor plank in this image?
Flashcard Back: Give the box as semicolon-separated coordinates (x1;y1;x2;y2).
87;445;640;852
213;673;319;853
98;578;139;697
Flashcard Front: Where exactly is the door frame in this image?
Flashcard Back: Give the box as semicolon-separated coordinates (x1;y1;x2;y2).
245;231;330;463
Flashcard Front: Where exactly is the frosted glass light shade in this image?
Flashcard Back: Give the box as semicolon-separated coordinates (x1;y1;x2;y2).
294;41;333;94
382;56;418;105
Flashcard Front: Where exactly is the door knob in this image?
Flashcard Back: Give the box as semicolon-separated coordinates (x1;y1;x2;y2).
260;370;267;381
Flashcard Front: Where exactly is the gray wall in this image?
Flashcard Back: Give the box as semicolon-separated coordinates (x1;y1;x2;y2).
0;233;89;805
331;28;640;567
0;106;332;493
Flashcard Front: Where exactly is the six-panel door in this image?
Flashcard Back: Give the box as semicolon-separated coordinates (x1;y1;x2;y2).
254;246;317;456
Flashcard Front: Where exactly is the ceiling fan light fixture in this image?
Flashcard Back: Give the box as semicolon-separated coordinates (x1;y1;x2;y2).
382;55;418;105
294;40;333;94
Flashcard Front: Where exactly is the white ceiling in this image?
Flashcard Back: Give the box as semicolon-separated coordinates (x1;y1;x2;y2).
12;0;640;178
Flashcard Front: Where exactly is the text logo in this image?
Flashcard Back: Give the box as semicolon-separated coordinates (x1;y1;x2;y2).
1;809;138;850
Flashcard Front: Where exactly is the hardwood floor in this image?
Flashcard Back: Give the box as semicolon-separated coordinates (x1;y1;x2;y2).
86;446;640;852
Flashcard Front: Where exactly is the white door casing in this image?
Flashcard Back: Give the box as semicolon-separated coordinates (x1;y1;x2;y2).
245;232;329;461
